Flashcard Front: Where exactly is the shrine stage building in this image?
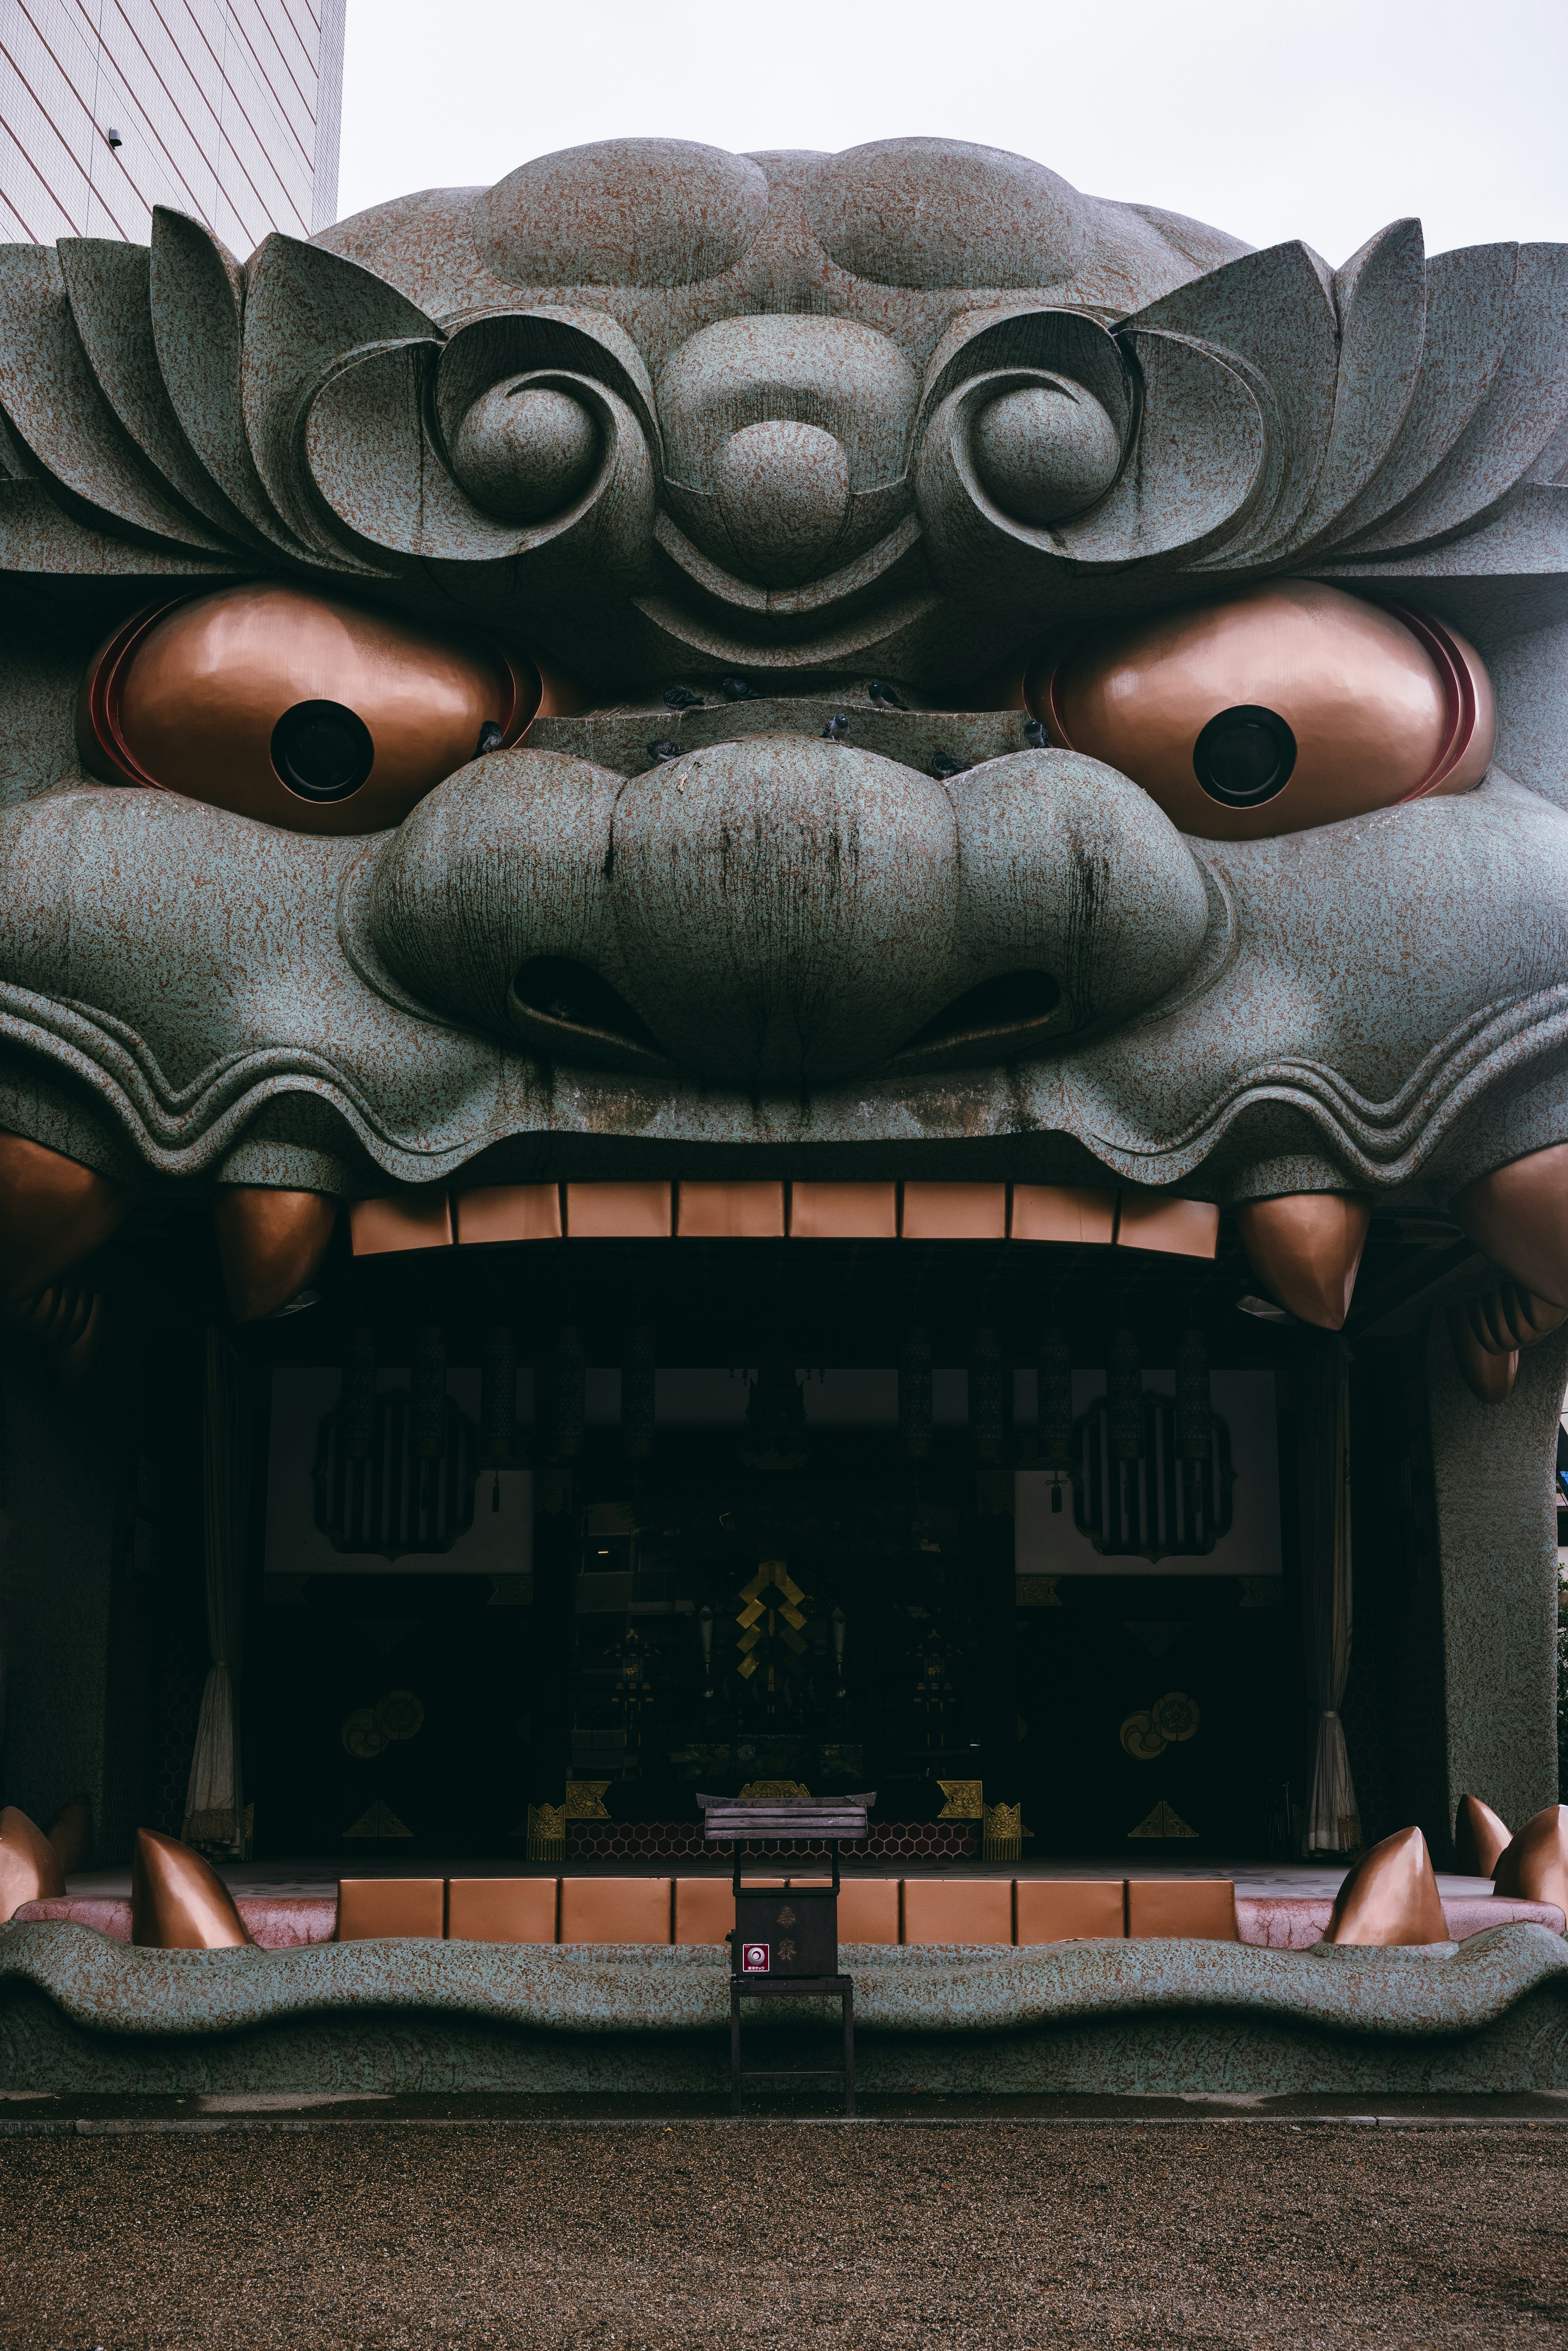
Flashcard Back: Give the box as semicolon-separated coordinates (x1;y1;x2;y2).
3;1173;1567;2098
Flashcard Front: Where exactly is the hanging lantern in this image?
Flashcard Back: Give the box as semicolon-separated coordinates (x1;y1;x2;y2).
1039;1325;1072;1512
314;1358;478;1559
480;1324;516;1514
1107;1327;1143;1462
969;1328;1004;1462
899;1327;933;1460
551;1325;586;1458
411;1326;447;1460
480;1325;517;1465
339;1327;377;1462
1176;1327;1212;1462
623;1324;655;1461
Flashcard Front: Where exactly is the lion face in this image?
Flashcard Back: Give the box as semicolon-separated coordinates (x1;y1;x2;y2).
0;136;1565;1214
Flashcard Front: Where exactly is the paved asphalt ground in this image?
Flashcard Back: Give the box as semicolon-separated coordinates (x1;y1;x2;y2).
2;2116;1566;2348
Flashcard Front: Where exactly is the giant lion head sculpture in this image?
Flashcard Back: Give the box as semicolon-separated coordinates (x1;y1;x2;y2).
1;136;1566;1339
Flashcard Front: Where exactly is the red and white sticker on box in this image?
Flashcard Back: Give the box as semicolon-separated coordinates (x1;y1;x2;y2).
740;1941;770;1973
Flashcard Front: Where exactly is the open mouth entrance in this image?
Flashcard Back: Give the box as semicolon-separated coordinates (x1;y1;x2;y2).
235;1183;1305;1868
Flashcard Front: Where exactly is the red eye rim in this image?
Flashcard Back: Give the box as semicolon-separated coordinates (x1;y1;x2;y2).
1027;597;1494;807
78;599;184;788
76;592;542;795
1382;602;1489;800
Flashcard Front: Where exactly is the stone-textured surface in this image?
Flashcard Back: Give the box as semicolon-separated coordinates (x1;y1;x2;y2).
4;1921;1568;2094
2;765;1566;1194
0;137;1563;1196
1427;1319;1568;1843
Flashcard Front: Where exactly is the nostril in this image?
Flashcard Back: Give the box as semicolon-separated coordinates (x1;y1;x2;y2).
510;956;660;1050
901;969;1061;1053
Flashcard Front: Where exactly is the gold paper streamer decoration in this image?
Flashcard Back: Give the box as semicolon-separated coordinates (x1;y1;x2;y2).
735;1561;808;1678
982;1800;1025;1863
525;1801;566;1862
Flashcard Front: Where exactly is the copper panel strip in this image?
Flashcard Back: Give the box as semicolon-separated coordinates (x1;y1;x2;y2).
563;1181;673;1238
675;1179;786;1237
1009;1183;1117;1245
788;1181;899;1239
348;1189;454;1256
453;1183;564;1244
900;1181;1007;1241
1114;1190;1220;1259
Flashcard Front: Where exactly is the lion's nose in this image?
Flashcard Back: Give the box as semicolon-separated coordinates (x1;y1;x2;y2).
364;738;1215;1099
709;421;851;588
610;737;958;1091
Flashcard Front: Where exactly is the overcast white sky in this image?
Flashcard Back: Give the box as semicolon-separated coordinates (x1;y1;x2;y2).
336;0;1568;266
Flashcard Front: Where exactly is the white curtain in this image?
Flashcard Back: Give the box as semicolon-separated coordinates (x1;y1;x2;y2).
183;1331;248;1851
1301;1335;1359;1853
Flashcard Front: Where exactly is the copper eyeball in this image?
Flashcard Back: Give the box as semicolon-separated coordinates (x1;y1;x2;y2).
78;583;541;835
1025;581;1495;841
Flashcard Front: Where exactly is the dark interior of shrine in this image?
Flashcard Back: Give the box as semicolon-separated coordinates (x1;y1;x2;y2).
73;1198;1474;1870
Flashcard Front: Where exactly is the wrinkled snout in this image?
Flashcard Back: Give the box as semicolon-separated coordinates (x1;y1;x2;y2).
365;740;1213;1094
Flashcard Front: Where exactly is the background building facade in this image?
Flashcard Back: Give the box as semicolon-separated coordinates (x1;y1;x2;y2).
0;0;345;251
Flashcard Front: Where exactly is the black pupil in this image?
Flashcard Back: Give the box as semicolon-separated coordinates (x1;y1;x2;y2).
271;700;374;802
1192;704;1296;807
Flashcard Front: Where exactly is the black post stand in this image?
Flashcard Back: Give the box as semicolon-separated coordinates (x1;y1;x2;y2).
728;1841;854;2116
730;1974;854;2117
701;1796;872;2120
